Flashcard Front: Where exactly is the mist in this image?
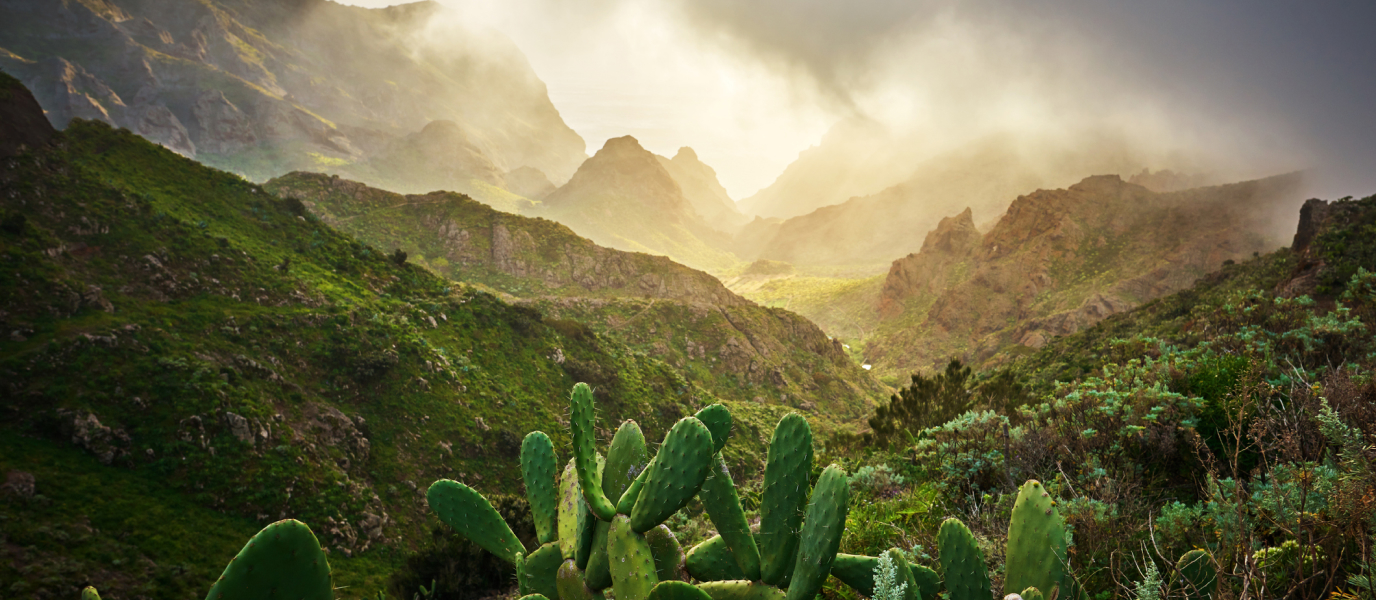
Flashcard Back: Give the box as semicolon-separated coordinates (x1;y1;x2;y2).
336;0;1376;202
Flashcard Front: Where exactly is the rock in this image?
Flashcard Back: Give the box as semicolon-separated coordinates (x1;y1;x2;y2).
192;90;257;154
59;409;131;465
2;470;35;498
134;103;196;158
0;71;56;158
503;166;555;200
877;207;981;317
224;412;254;444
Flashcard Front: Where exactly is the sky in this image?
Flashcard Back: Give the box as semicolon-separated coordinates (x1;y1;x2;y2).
337;0;1376;202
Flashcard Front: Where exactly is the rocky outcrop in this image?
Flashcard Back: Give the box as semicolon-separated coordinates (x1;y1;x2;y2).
58;409;131;465
192;90;256;154
0;71;55;158
867;172;1304;374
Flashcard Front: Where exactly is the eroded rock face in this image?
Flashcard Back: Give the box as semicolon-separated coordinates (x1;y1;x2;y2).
59;409;131;465
192;90;257;154
2;471;36;498
0;71;55;158
134;103;196;157
878;207;981;317
302;403;370;468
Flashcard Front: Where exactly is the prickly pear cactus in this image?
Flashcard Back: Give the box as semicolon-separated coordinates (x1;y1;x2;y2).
609;514;659;600
82;586;101;600
938;518;993;600
518;595;551;600
698;455;762;581
522;431;560;545
585;520;613;590
686;535;747;582
618;462;651;515
571;382;618;520
785;464;850;600
604;420;651;506
204;519;333;600
645;524;686;583
630;416;715;532
649;581;714;600
557;560;606;600
522;542;564;600
758;413;813;586
1003;480;1067;598
696;581;788;600
428;479;526;564
694;404;733;453
1174;549;1216;600
1019;587;1043;600
830;554;880;595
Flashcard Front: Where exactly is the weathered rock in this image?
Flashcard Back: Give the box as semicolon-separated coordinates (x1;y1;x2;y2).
59;409;131;465
1;470;35;498
134;103;196;158
192;89;257;154
0;70;56;158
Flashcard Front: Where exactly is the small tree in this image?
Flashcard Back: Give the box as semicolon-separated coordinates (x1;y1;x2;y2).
867;359;974;446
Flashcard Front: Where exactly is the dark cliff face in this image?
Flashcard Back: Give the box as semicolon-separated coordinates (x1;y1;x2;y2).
866;172;1305;375
0;71;55;158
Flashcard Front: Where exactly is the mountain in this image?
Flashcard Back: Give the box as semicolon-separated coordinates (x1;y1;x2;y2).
0;77;810;599
864;172;1303;378
0;0;585;191
536;136;740;272
264;171;884;416
737;118;920;220
656;147;750;233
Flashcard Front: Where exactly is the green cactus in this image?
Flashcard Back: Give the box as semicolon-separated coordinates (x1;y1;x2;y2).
204;519;333;600
696;581;787;600
522;431;560;545
609;514;660;600
646;524;686;583
517;552;528;595
1003;480;1067;598
938;518;992;600
571;382;619;521
630;416;716;532
909;562;940;600
694;404;733;453
618;462;651;515
650;581;714;600
575;457;603;570
81;586;100;600
1020;587;1044;600
687;535;748;582
427;479;526;564
585;520;613;590
521;542;564;600
559;459;590;560
785;464;850;600
518;595;551;600
604;420;651;505
1173;549;1216;600
558;559;607;600
758;413;813;586
698;454;762;581
830;554;880;595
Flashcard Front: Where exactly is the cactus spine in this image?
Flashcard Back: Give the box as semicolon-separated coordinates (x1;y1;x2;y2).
204;519;333;600
697;454;762;580
758;413;813;586
571;382;618;520
785;464;850;600
939;518;993;600
609;514;659;600
1003;480;1067;598
523;431;560;545
629;416;716;532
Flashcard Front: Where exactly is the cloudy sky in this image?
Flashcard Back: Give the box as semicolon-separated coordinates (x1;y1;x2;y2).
339;0;1376;201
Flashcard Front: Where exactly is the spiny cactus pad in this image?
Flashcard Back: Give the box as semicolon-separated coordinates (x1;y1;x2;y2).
646;524;686;583
630;417;715;532
82;586;101;600
522;431;560;545
517;552;528;594
758;413;813;586
576;454;606;569
604;420;651;506
571;382;618;520
585;520;613;590
889;549;923;600
609;514;659;600
1174;549;1216;600
696;580;788;600
518;595;550;600
698;454;762;580
559;459;590;560
558;559;607;600
1020;588;1043;600
1004;480;1067;597
694;404;733;454
521;542;563;600
650;581;714;600
618;459;651;515
204;519;332;600
829;554;879;595
686;534;748;582
939;518;993;600
428;479;526;564
786;464;850;600
910;562;940;600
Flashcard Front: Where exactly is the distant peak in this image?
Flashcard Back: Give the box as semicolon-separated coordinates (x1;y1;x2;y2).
673;147;698;161
599;135;646;154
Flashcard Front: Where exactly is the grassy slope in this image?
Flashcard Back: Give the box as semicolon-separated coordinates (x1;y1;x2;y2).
0;120;785;599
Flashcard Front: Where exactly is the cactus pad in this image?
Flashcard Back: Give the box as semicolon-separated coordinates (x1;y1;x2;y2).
521;542;563;600
571;382;618;520
938;518;992;600
829;554;879;595
785;464;850;600
758;413;813;586
696;581;787;600
522;431;560;545
686;535;748;582
518;595;550;600
650;581;714;600
204;519;333;600
517;552;528;594
694;404;733;454
1174;549;1216;600
698;454;762;580
82;587;101;600
645;524;686;583
428;479;527;564
585;520;613;590
609;514;659;600
559;459;590;560
630;417;715;532
618;459;651;515
909;563;940;600
1020;588;1043;600
604;420;651;505
558;559;607;600
1004;480;1067;597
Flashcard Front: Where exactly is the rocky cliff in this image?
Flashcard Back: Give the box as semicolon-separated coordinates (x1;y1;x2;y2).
865;172;1304;377
0;0;585;190
657;147;749;233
